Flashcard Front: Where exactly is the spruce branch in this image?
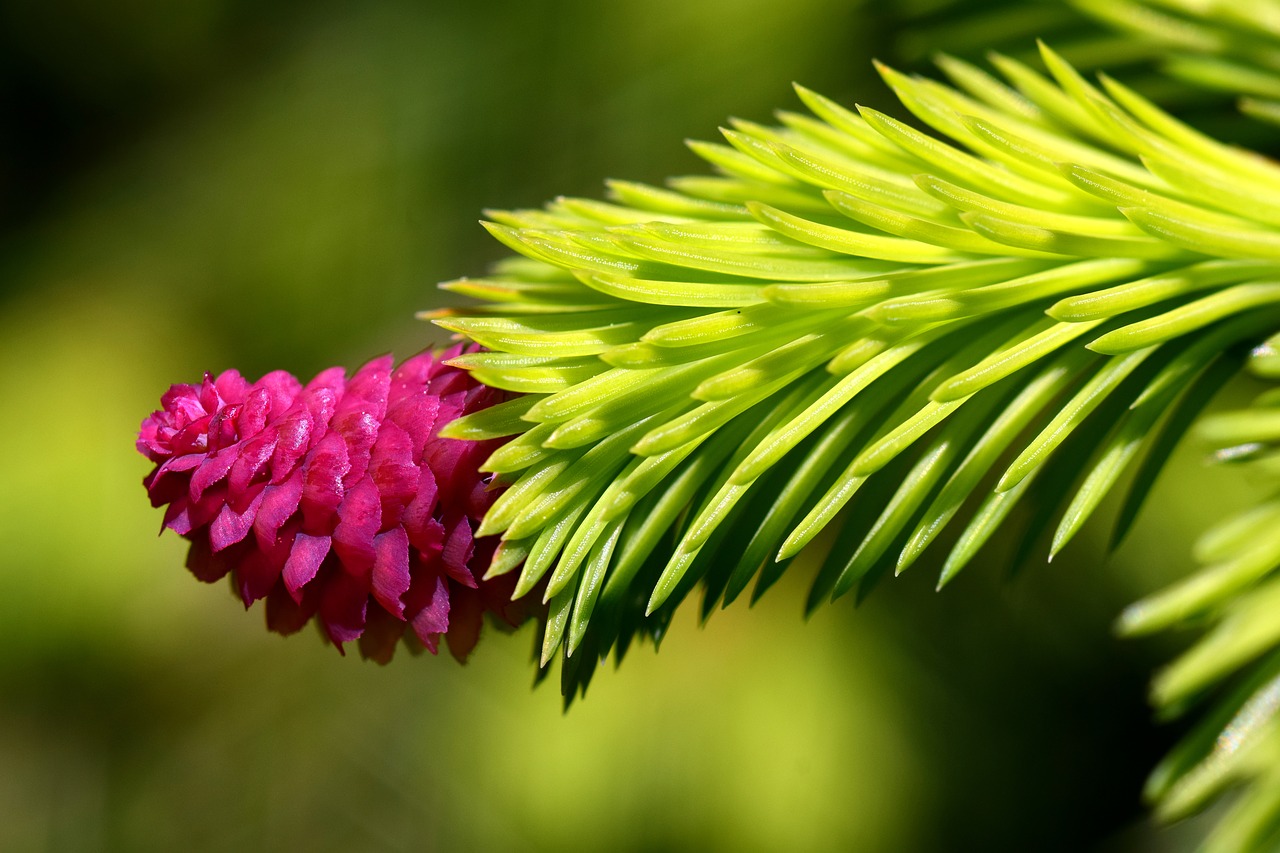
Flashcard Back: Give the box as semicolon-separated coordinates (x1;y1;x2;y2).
442;41;1277;668
436;41;1280;842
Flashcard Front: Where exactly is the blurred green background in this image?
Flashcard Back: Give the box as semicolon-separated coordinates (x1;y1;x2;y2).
0;1;1265;850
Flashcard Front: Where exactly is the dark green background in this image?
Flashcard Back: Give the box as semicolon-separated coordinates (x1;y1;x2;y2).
0;1;1256;849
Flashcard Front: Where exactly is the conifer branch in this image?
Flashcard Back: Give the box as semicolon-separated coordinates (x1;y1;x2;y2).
436;39;1280;843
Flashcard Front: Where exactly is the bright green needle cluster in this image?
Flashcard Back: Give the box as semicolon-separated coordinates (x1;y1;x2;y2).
438;41;1280;842
904;0;1280;112
1068;0;1280;123
1115;340;1280;852
902;0;1280;158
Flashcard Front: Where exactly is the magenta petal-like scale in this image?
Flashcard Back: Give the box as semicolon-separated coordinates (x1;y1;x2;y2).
440;516;477;588
146;455;200;506
186;486;227;532
190;446;239;501
159;384;204;425
301;387;338;444
265;580;315;635
391;393;442;461
257;370;302;418
332;476;381;576
357;608;404;664
371;527;411;617
253;473;303;550
391;352;431;388
401;453;441;530
212;369;248;404
227;430;277;500
305;365;346;396
409;572;450;653
283;532;331;601
236;546;282;606
206;404;242;453
209;486;264;552
335;410;380;485
185;538;226;583
300;432;348;533
343;355;393;418
163;499;192;535
368;422;418;528
269;405;312;482
422;439;465;495
318;568;369;646
236;386;272;439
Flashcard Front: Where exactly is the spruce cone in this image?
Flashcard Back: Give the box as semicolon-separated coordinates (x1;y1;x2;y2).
138;347;536;661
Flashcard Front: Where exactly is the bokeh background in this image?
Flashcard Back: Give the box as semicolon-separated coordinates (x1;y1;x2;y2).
0;1;1267;850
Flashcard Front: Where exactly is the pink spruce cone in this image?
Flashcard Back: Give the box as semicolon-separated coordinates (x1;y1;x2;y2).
138;346;537;662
